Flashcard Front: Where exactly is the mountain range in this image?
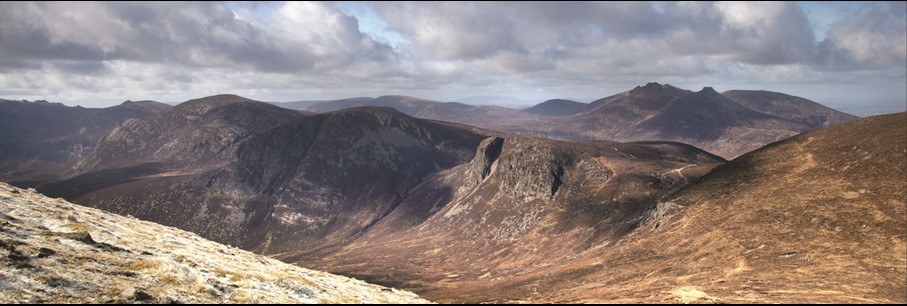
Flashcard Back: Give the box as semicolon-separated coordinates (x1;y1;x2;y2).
0;83;901;303
278;82;857;159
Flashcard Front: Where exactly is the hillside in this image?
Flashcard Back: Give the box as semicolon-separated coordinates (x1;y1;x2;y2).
68;94;306;175
296;136;725;302
451;112;906;303
0;99;171;187
522;99;588;116
723;90;858;128
0;182;428;303
40;99;491;255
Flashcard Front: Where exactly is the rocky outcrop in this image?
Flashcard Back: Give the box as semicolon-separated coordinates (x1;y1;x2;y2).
465;137;505;186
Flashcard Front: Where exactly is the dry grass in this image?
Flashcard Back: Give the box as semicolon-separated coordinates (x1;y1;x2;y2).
61;223;93;232
127;259;162;271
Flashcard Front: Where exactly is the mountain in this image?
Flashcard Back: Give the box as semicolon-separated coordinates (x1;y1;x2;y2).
299;96;438;115
618;87;809;158
290;136;725;302
522;99;588;116
0;182;428;303
431;112;905;303
455;95;537;107
67;94;305;175
283;95;537;134
722;90;858;128
0;99;171;187
30;93;732;303
279;83;854;159
40;97;491;255
6;93;896;303
492;83;829;158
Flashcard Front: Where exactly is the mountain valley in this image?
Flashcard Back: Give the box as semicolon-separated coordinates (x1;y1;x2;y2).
0;88;902;304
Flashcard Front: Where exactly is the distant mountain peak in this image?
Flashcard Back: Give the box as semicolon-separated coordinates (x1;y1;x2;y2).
181;94;257;107
629;82;685;96
632;82;664;92
523;99;587;116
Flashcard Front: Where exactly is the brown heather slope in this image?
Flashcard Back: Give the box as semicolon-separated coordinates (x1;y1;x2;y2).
0;182;429;303
293;136;725;302
445;112;905;303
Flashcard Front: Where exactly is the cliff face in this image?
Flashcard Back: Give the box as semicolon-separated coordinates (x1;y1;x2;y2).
0;182;429;304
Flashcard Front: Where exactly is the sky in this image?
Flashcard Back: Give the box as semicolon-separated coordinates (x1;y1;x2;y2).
0;1;904;115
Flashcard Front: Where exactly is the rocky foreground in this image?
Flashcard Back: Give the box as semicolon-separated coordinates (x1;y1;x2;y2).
0;182;429;304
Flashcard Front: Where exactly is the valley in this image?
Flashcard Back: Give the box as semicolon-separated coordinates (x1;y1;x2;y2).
0;89;902;303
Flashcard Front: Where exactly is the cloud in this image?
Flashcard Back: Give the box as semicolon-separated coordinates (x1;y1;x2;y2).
0;1;398;73
815;1;907;70
0;1;903;110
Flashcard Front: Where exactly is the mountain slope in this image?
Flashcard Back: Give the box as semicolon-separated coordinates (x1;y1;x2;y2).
0;99;171;187
466;112;905;303
619;87;809;157
0;182;428;303
41;103;491;256
522;99;587;116
68;94;305;175
298;136;725;302
723;90;858;128
301;96;438;115
289;95;535;130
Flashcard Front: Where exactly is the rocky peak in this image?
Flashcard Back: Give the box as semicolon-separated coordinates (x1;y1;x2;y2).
631;82;664;93
627;82;690;99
